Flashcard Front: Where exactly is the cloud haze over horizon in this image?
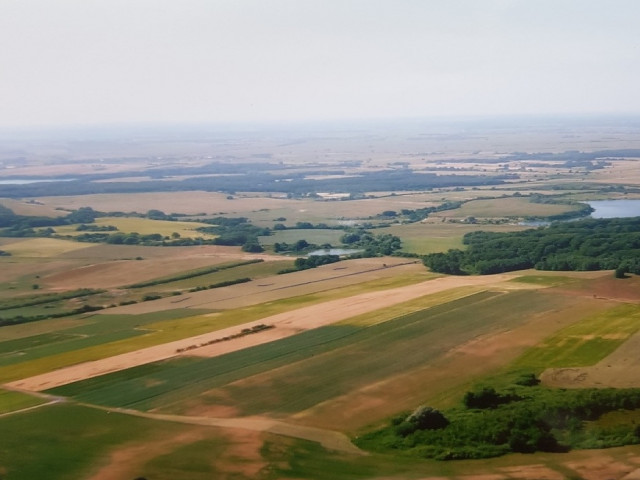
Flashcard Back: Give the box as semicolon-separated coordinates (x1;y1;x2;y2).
1;0;639;128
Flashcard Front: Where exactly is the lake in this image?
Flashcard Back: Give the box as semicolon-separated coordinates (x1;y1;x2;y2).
0;178;76;185
588;200;640;219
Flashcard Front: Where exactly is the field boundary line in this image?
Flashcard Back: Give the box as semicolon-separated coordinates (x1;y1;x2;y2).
0;399;61;418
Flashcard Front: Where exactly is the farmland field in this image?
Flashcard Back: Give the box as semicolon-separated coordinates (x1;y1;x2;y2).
53;216;218;239
0;237;95;257
4;121;640;479
385;221;528;254
258;228;345;246
428;196;583;220
44;287;598;427
0;388;45;414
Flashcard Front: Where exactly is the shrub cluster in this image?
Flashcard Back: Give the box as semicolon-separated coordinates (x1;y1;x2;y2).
176;324;274;353
356;381;640;460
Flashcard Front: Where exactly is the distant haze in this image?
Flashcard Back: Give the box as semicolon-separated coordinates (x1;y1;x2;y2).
1;1;639;128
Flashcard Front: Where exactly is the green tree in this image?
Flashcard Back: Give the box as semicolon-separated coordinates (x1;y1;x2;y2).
406;406;449;430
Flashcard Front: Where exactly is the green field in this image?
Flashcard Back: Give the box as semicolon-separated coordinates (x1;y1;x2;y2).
384;222;527;255
0;403;196;480
430;196;582;220
259;229;345;246
47;290;572;417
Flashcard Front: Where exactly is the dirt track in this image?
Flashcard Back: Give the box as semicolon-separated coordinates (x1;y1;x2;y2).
85;404;365;455
6;273;515;392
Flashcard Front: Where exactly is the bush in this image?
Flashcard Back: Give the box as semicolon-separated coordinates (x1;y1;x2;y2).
463;387;519;409
514;373;541;386
406;406;449;430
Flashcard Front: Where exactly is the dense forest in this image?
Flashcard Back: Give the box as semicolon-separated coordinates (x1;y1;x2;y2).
423;217;640;275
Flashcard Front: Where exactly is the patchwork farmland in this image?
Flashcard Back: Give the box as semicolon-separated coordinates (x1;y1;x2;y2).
3;121;640;479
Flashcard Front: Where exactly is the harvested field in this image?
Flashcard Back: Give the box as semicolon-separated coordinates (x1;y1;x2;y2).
0;198;66;217
9;273;515;392
0;237;94;257
43;252;266;290
103;257;427;314
551;273;640;303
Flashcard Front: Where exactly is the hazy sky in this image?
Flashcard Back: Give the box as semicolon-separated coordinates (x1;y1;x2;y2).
1;0;639;128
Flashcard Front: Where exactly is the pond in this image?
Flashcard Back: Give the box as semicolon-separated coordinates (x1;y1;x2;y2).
308;248;363;256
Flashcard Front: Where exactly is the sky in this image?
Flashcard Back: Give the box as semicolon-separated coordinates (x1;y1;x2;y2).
1;0;639;128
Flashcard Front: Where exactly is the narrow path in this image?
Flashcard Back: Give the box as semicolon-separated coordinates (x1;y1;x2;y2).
0;399;61;418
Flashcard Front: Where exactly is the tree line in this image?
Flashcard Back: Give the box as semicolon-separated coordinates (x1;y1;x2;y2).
423;217;640;275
